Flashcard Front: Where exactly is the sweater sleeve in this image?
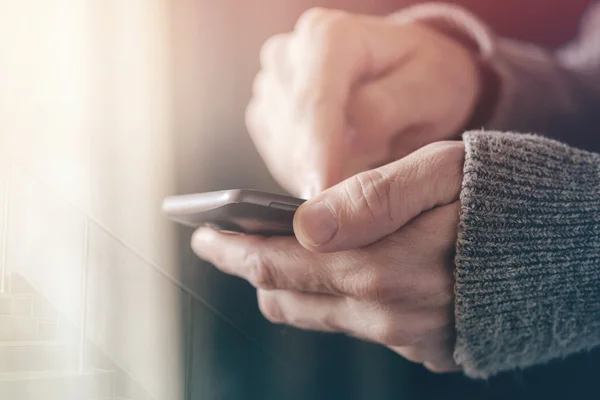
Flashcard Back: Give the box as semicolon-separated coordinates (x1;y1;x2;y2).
455;130;600;378
391;2;600;153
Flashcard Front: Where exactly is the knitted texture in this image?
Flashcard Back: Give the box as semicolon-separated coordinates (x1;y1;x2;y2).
455;131;600;378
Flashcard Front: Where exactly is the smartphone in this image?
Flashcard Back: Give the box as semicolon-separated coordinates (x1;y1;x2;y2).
162;189;306;236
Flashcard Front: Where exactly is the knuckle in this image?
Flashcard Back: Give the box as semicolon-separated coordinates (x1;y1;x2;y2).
316;12;353;43
283;309;308;329
296;7;329;30
296;8;354;49
349;275;376;301
247;253;278;290
258;292;285;323
296;7;340;33
350;269;395;304
424;265;455;306
320;312;341;332
259;34;284;68
347;169;395;224
371;318;415;346
290;12;359;118
250;70;266;97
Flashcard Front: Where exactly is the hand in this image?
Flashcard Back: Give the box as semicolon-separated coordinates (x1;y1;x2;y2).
191;141;465;373
247;8;480;197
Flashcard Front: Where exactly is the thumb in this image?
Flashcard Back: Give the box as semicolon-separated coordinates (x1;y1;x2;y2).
293;141;465;253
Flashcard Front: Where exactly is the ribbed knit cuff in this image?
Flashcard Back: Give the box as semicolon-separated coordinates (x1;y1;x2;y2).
455;131;600;378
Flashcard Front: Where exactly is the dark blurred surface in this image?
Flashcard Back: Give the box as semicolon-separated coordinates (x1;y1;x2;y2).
169;1;600;399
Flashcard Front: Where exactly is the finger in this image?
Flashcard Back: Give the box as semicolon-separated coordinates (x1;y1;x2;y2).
247;73;288;152
250;69;268;98
294;141;465;252
376;202;459;310
389;335;455;364
250;70;289;111
191;227;354;295
287;10;424;192
287;18;351;192
259;33;293;89
257;289;348;333
423;359;462;374
259;289;448;347
260;33;291;73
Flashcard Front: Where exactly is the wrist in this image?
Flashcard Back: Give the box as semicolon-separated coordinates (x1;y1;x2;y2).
389;3;501;130
420;22;501;131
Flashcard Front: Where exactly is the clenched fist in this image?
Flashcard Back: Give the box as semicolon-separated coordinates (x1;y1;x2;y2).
247;7;481;197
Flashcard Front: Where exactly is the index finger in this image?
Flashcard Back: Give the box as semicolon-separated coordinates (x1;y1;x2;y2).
289;10;423;194
191;228;354;295
288;11;368;193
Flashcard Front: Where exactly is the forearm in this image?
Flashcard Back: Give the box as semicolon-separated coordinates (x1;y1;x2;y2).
455;131;600;378
392;2;600;152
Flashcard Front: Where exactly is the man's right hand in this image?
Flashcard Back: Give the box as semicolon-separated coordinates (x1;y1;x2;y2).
247;7;481;198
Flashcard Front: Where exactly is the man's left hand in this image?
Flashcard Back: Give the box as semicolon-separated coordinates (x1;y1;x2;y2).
192;141;465;373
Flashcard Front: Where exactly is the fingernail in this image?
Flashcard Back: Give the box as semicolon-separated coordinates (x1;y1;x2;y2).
297;201;338;246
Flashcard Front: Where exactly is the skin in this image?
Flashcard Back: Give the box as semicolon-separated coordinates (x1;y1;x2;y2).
194;7;483;373
192;141;466;373
246;7;480;198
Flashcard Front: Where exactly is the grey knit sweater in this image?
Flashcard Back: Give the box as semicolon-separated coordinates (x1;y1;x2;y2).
393;3;600;378
457;131;600;378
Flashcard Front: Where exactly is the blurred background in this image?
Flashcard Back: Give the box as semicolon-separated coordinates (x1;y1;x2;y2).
0;0;595;399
